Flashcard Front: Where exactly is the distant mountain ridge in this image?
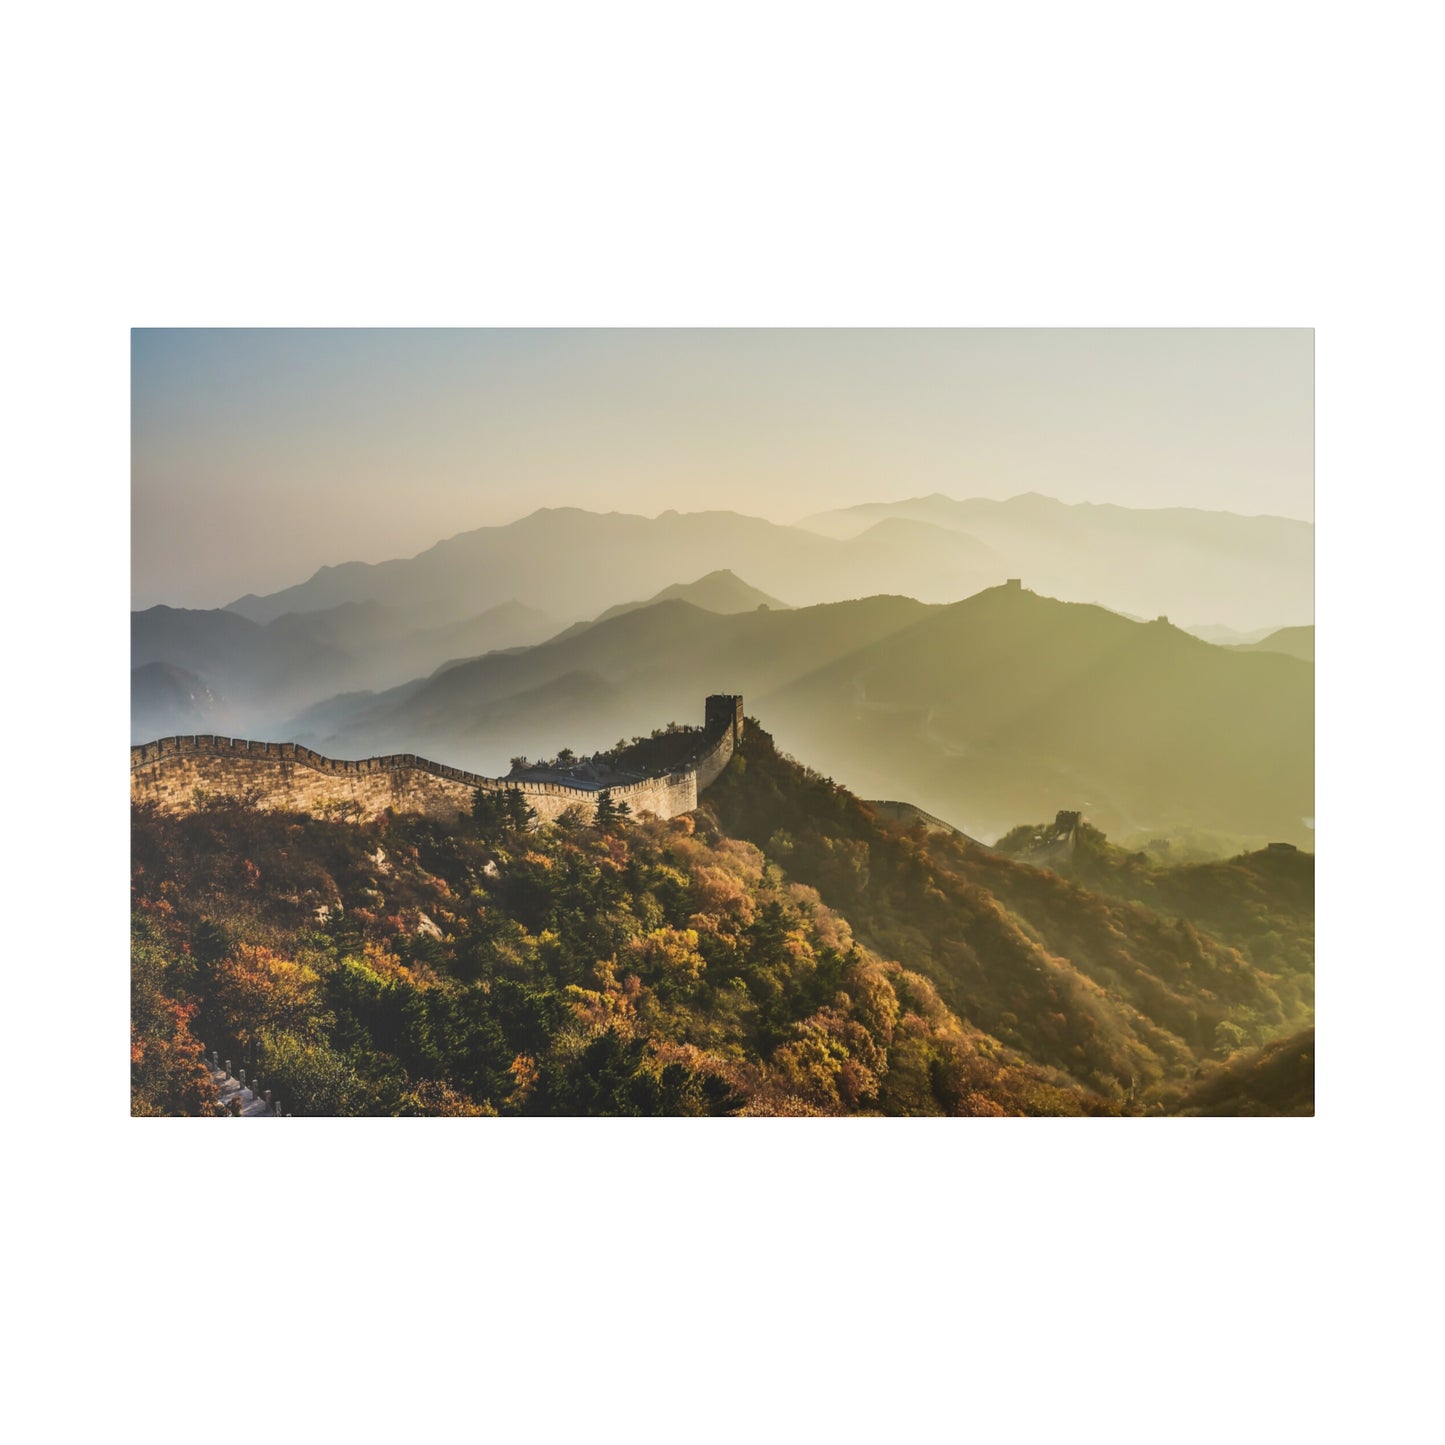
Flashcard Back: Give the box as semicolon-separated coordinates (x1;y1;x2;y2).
224;505;1008;629
798;488;1309;532
137;496;1313;843
797;491;1312;630
285;583;1312;846
596;569;789;621
131;661;224;739
291;593;933;769
131;598;559;740
1229;625;1314;662
545;569;790;645
219;496;1311;636
761;583;1313;846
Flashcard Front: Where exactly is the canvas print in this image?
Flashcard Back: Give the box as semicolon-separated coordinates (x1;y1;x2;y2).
130;328;1314;1117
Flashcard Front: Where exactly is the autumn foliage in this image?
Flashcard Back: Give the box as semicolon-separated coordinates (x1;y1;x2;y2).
130;720;1311;1116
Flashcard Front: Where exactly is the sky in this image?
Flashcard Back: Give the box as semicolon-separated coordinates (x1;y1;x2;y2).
132;328;1313;609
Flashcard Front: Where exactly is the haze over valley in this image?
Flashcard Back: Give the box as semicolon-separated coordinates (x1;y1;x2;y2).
132;493;1314;849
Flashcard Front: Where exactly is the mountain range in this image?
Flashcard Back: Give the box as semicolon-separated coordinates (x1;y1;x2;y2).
1229;625;1314;662
133;496;1314;845
797;491;1312;630
223;495;1311;634
541;569;787;646
131;598;560;736
225;506;1006;628
272;583;1312;847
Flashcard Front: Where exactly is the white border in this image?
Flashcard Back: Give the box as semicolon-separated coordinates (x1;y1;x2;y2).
8;1;1439;1438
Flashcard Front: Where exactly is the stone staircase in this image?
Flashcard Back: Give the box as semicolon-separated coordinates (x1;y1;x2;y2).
204;1051;286;1117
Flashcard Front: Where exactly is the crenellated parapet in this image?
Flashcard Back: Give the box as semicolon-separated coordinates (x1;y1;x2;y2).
130;735;495;782
130;696;745;825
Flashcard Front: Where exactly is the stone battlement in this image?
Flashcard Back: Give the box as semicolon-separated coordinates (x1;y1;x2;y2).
130;695;745;825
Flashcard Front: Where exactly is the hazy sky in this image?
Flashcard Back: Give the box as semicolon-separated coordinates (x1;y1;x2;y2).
132;328;1312;609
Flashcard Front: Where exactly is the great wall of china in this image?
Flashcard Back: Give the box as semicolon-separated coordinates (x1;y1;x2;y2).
130;694;745;824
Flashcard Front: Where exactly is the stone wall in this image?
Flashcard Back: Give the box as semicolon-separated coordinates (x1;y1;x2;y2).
130;696;744;825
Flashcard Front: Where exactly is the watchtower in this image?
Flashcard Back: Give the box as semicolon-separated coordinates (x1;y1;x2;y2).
705;694;745;745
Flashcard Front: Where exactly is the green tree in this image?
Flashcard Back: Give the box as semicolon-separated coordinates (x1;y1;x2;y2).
593;789;632;833
529;1028;742;1116
472;787;507;834
1213;1020;1248;1057
594;789;617;830
258;1031;368;1116
504;788;537;830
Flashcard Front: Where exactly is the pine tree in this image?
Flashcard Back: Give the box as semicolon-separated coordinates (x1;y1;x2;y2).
472;788;507;834
594;789;617;830
504;788;536;830
594;789;631;833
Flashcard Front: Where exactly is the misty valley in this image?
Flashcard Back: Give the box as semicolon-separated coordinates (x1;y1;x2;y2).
131;493;1314;1117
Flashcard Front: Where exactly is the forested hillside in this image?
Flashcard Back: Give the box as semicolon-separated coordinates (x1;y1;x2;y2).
993;819;1314;977
705;724;1312;1103
132;720;1312;1116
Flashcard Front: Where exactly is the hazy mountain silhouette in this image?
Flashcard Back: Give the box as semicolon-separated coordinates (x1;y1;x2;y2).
141;498;1312;843
595;568;788;622
288;583;1311;846
288;595;932;762
1184;622;1282;645
220;496;1308;636
131;661;225;739
131;605;357;733
252;597;560;679
760;584;1313;845
771;584;1312;843
545;569;789;644
1229;625;1314;662
131;598;559;738
366;601;560;678
224;506;1007;627
798;492;1312;631
261;599;396;650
